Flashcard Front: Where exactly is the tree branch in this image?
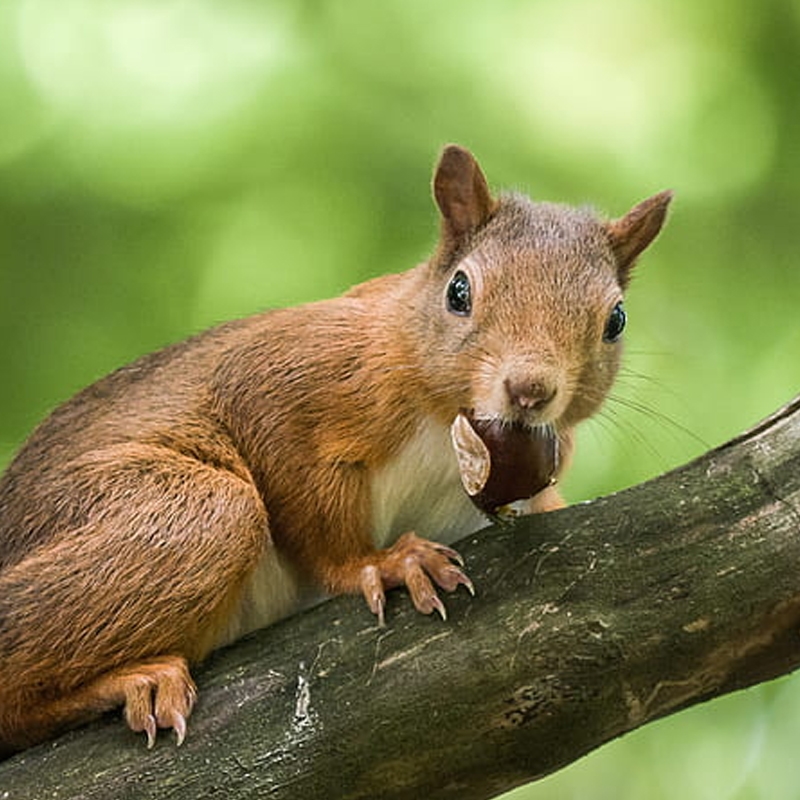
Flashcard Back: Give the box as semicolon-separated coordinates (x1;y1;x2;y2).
3;396;800;800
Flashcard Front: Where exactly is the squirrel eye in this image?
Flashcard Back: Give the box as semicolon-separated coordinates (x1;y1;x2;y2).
603;301;626;343
446;270;472;316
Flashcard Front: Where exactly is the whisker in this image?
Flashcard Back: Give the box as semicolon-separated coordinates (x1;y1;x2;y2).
605;394;709;449
585;408;630;452
615;368;690;406
625;348;684;360
597;404;666;463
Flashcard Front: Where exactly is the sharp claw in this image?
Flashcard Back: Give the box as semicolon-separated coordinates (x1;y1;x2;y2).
437;565;475;595
369;590;386;627
430;595;447;621
435;543;465;567
144;714;157;749
173;714;187;747
376;598;386;628
361;565;387;626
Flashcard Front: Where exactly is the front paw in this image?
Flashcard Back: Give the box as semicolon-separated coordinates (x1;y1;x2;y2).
359;532;474;626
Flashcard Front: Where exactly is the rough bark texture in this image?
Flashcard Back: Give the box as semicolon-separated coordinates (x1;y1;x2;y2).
2;396;799;799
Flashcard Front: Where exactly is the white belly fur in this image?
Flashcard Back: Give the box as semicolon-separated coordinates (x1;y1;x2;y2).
213;548;307;649
217;416;488;648
369;415;489;548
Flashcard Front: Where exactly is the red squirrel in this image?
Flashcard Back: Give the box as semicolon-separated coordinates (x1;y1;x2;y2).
0;145;671;755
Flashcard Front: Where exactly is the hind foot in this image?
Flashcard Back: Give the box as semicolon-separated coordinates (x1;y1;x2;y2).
86;656;197;748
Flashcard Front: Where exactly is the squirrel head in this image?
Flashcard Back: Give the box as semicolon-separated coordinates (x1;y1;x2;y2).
415;144;672;432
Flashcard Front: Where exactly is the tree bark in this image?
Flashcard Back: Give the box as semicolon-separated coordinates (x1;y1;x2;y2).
2;396;800;800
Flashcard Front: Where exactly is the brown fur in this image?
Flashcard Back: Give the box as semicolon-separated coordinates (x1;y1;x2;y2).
0;145;671;754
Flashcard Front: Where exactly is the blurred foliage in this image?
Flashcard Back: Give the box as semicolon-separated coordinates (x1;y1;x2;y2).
0;1;798;797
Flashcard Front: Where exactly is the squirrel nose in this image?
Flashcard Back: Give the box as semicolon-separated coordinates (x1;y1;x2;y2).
504;377;557;412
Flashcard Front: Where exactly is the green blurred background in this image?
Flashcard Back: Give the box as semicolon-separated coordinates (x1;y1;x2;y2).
1;0;798;796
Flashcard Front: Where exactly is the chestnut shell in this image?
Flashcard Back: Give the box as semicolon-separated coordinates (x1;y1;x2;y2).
452;414;560;515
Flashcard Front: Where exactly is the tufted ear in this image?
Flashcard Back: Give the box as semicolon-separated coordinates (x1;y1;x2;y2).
606;190;673;287
433;145;498;254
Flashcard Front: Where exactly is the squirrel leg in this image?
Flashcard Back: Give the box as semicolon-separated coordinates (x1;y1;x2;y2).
0;443;270;753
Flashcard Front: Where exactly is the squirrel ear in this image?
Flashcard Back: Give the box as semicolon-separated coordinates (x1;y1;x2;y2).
606;190;673;283
433;145;497;252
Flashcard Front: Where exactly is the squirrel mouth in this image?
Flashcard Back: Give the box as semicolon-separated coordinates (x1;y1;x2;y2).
450;411;559;516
